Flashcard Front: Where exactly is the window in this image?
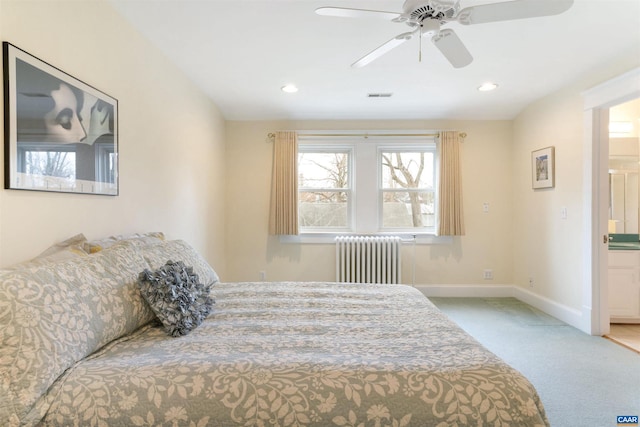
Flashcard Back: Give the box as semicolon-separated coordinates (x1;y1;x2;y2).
380;149;435;229
298;134;437;235
18;143;76;179
298;147;352;231
17;142;116;185
95;142;117;183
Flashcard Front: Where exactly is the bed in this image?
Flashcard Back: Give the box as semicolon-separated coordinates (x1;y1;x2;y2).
42;282;549;426
1;238;549;426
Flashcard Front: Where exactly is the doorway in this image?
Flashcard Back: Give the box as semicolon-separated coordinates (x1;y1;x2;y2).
583;68;640;336
607;99;640;350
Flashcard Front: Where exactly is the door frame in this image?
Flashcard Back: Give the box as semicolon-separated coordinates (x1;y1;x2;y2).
583;68;640;335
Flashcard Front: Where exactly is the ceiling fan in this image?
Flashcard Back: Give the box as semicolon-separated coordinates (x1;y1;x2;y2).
316;0;574;68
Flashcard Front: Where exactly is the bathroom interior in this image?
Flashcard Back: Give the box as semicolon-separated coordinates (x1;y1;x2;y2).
607;97;640;352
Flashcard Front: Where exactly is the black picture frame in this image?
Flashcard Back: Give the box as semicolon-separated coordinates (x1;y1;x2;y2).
3;42;118;195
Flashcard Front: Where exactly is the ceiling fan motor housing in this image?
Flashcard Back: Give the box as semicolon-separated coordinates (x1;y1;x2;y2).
402;0;459;24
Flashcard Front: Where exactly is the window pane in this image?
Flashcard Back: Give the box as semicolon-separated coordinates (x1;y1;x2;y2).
299;191;348;227
24;150;76;179
381;151;433;189
382;191;434;228
299;152;349;189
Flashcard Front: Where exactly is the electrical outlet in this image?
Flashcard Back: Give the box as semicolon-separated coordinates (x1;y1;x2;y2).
259;271;266;281
483;269;493;280
483;202;490;213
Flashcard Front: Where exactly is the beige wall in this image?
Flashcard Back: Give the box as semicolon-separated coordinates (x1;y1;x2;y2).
225;119;514;285
512;56;640;312
0;0;227;274
512;88;585;310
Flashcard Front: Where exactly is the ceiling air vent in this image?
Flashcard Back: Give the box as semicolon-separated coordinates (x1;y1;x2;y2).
367;93;393;98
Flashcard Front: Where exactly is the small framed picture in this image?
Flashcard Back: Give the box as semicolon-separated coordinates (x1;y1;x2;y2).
531;146;555;189
3;42;118;195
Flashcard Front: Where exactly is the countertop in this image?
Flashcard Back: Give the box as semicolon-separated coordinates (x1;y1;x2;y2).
609;234;640;250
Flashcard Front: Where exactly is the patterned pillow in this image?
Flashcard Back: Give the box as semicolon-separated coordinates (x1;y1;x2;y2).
84;231;165;254
138;260;213;337
0;242;154;425
36;233;88;259
140;239;220;285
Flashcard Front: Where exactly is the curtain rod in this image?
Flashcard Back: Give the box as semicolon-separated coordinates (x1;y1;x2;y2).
267;132;467;142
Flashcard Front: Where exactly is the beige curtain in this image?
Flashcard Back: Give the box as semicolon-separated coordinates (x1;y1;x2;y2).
438;131;465;236
269;131;299;235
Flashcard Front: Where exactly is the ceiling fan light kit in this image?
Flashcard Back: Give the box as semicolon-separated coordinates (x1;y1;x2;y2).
478;82;499;92
316;0;574;68
281;84;299;93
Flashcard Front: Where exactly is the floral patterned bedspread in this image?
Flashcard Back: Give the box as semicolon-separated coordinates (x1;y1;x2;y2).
40;282;549;426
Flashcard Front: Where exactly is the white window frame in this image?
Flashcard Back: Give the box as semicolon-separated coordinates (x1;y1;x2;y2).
283;132;451;245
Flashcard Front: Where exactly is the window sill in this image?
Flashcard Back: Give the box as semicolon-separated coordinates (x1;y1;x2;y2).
279;233;453;245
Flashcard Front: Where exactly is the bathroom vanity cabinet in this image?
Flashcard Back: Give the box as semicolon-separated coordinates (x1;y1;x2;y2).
608;250;640;323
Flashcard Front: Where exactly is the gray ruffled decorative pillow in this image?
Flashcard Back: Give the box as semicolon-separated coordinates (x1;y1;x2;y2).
138;260;213;337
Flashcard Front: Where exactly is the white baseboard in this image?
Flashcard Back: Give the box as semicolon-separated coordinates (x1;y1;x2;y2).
580;305;594;335
511;286;584;331
415;284;586;332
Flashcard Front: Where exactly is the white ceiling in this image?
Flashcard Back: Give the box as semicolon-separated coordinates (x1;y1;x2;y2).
109;0;640;121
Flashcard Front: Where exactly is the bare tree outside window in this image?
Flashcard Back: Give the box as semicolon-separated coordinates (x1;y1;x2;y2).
381;151;434;228
298;151;350;228
297;141;437;233
24;150;76;179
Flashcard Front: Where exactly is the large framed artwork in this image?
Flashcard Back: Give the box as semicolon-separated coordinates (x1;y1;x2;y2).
3;42;118;195
531;146;555;189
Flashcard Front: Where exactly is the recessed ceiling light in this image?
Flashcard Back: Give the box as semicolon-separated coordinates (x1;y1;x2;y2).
478;82;498;92
281;84;298;93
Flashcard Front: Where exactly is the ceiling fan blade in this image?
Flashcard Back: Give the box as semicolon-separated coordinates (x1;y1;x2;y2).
457;0;574;25
315;7;401;21
432;29;473;68
352;32;415;68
